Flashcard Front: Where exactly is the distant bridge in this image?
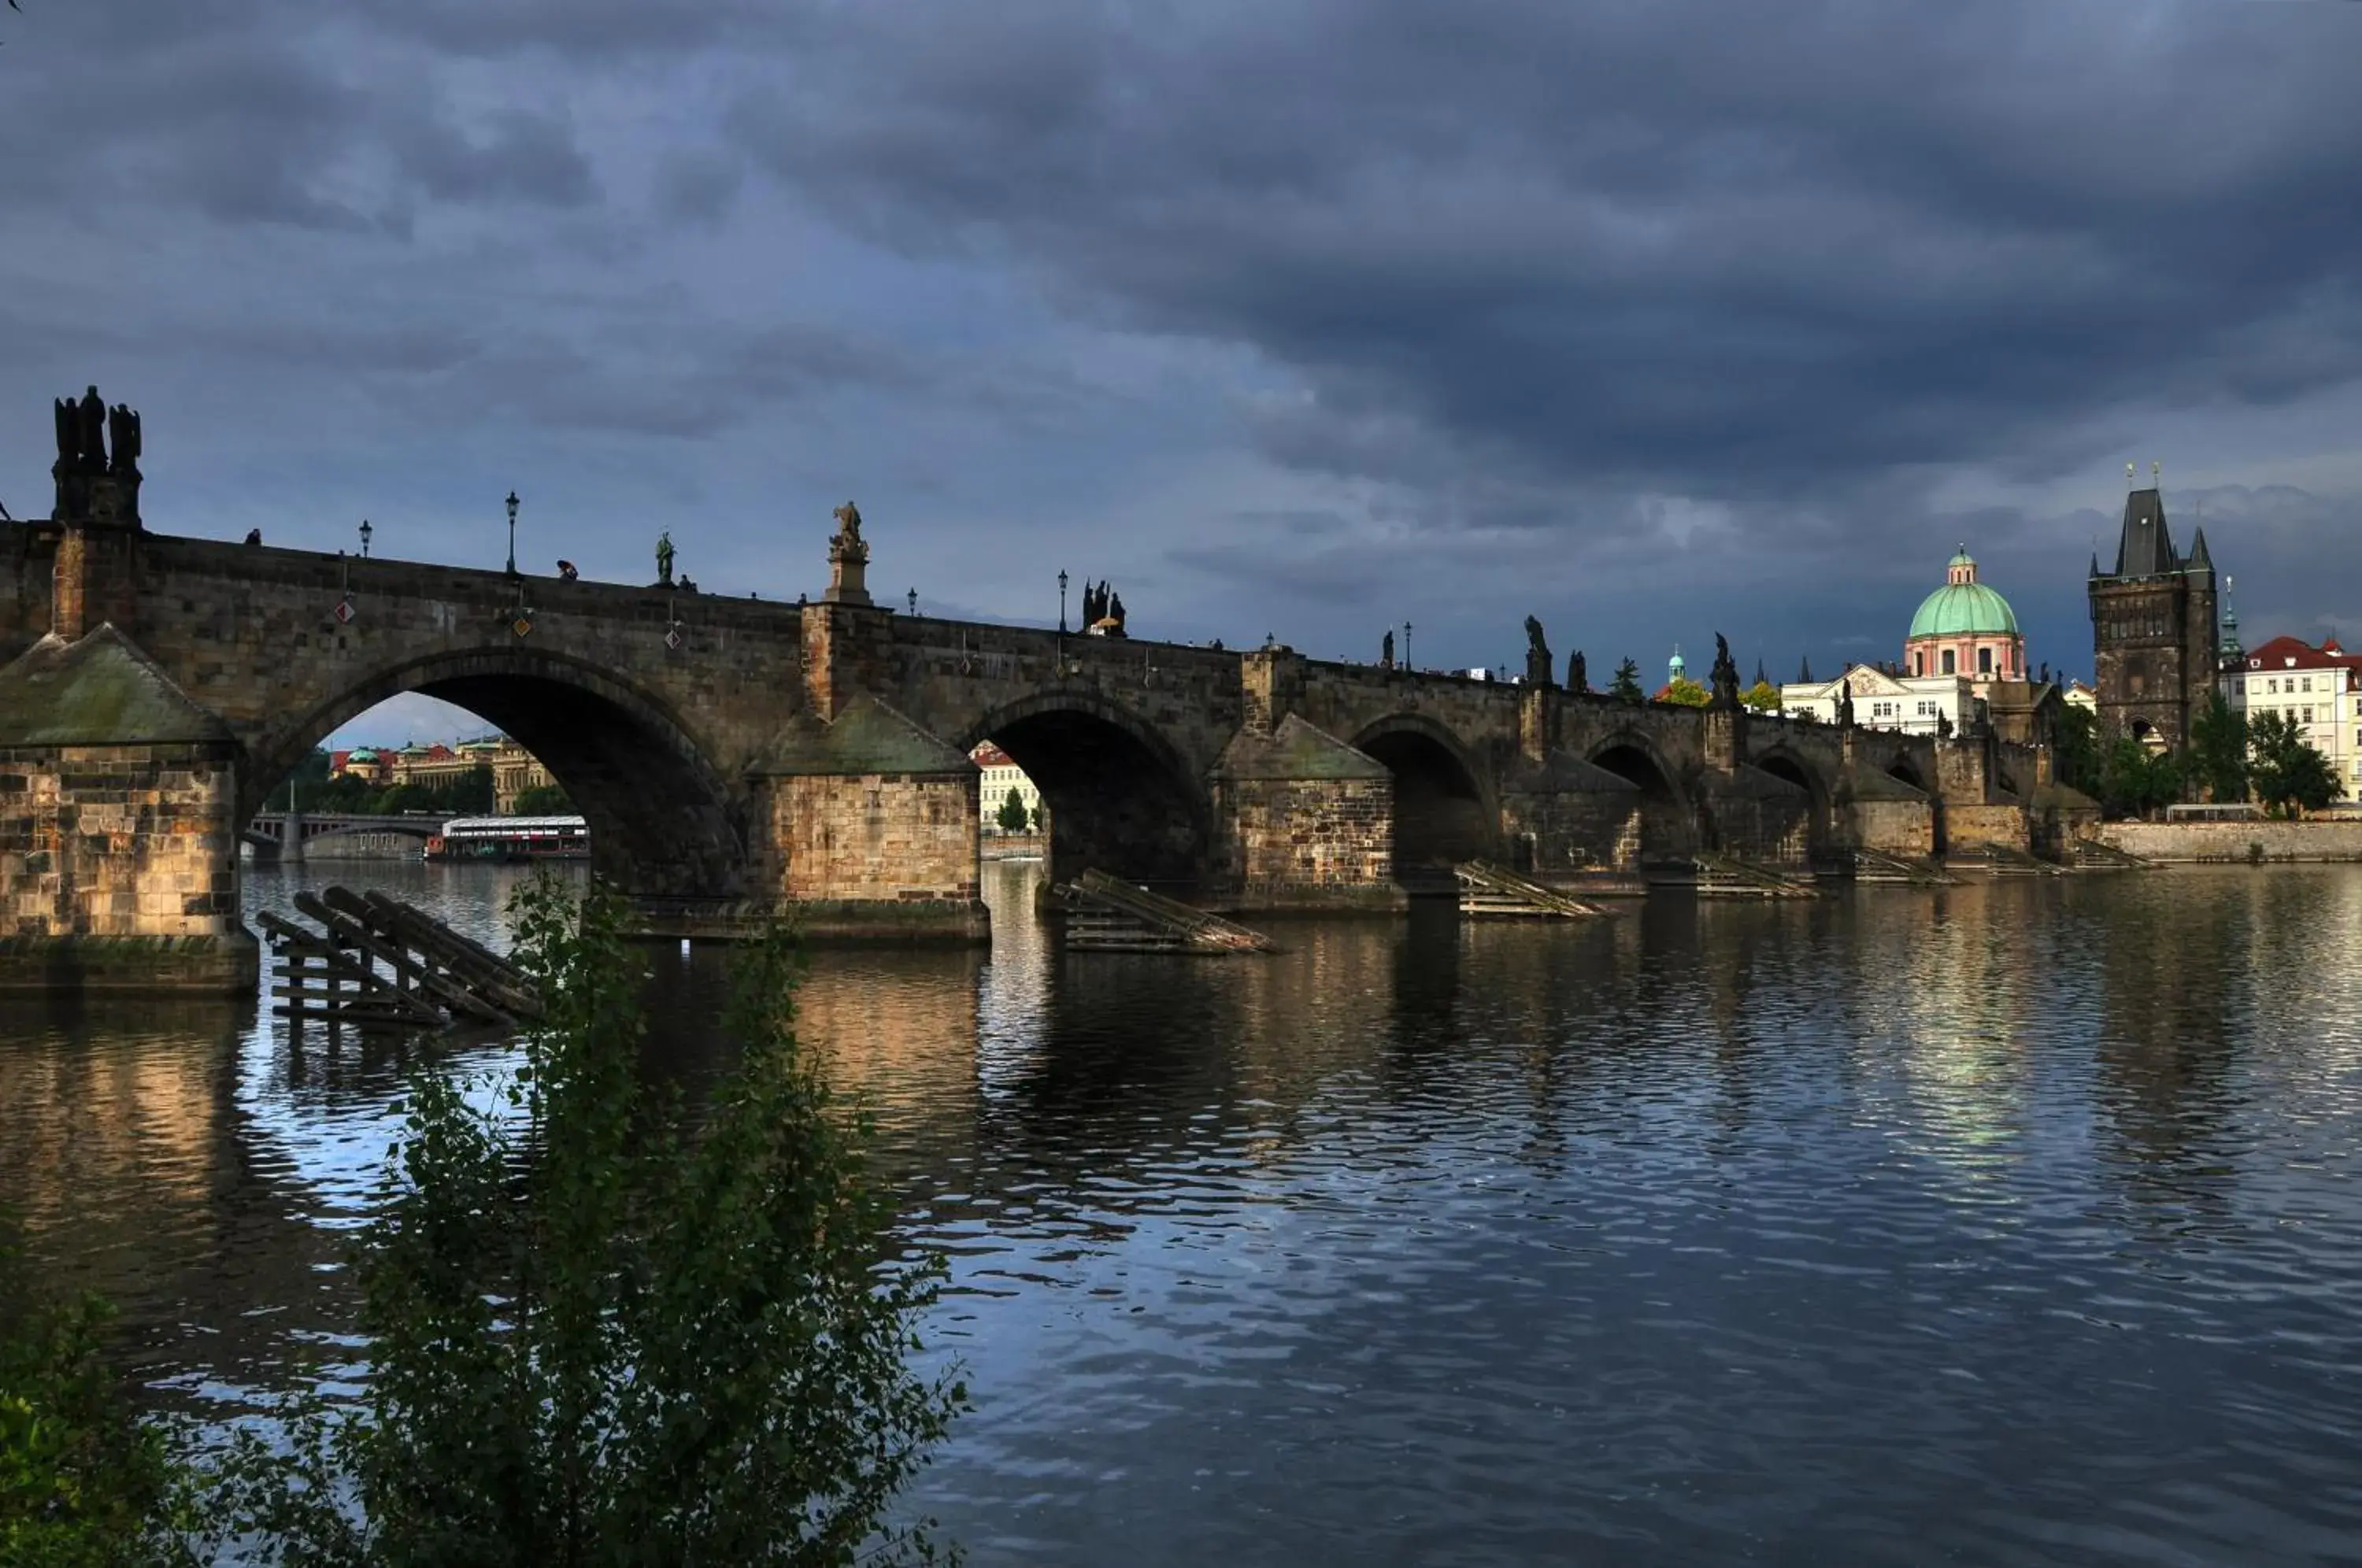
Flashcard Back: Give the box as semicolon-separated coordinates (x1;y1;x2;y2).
242;811;442;861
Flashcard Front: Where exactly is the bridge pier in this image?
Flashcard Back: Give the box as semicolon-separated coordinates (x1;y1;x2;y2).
0;627;257;994
749;694;990;945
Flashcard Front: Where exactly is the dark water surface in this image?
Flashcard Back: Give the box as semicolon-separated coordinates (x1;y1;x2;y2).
6;860;2362;1566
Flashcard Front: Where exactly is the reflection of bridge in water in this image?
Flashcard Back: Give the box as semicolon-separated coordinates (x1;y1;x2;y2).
3;389;2094;993
242;811;441;862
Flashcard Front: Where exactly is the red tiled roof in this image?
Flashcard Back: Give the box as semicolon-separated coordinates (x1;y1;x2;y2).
2242;634;2362;675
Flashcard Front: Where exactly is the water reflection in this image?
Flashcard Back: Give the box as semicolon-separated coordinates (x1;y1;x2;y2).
4;860;2362;1564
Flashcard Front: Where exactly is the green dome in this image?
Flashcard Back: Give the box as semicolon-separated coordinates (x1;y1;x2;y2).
1908;581;2020;639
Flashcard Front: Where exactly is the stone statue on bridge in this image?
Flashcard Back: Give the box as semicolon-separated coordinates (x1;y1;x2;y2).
830;501;868;563
1709;633;1742;707
1568;650;1586;692
107;402;141;475
1835;680;1854;729
656;531;675;586
76;387;107;475
1380;630;1394;669
1523;615;1553;688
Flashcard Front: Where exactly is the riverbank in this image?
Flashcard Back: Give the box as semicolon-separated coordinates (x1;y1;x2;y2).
2097;818;2362;863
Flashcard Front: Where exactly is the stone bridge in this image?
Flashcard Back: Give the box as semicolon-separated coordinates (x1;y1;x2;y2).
0;394;2081;991
242;811;443;861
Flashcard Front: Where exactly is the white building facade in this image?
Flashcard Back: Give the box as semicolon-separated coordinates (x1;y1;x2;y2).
972;742;1044;831
2223;634;2362;801
1779;664;1975;737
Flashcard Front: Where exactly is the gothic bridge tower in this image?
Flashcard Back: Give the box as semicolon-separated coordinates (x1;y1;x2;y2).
2088;466;2217;749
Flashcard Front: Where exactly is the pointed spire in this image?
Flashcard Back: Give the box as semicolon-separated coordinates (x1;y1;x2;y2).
1754;656;1768;688
2090;549;2101;578
1798;653;1813;683
2187;526;2212;568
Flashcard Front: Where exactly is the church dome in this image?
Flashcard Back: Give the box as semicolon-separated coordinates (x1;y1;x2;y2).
1907;550;2020;640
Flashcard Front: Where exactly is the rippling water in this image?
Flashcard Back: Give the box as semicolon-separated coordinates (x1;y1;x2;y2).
6;860;2362;1565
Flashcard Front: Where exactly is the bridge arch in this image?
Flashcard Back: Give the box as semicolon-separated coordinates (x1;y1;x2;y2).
250;647;746;899
1349;713;1497;878
1753;743;1834;859
955;690;1211;893
1585;728;1697;864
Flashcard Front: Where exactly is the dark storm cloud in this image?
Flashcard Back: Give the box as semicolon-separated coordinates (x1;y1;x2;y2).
5;0;2360;698
722;0;2362;507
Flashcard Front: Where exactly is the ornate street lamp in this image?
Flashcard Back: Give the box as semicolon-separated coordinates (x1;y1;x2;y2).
358;518;372;558
1058;569;1069;633
505;490;520;577
1403;620;1413;670
908;587;919;616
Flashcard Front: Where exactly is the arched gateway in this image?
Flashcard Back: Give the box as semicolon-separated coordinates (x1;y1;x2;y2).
0;394;2075;993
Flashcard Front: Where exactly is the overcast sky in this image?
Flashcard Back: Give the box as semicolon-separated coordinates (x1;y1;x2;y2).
6;0;2360;747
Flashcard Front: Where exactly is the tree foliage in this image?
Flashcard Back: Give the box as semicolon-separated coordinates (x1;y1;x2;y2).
509;782;575;818
2051;704;2102;797
994;786;1030;834
0;1222;189;1568
1740;680;1782;713
193;878;965;1565
2186;692;2249;804
2097;736;2181;819
2248;710;2340;818
1657;676;1711;708
288;753;498;817
1608;658;1645;705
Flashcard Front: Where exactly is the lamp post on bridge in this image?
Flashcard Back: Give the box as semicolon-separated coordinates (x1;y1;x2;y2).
1057;570;1069;633
358;518;372;559
505;491;520;578
1403;620;1413;671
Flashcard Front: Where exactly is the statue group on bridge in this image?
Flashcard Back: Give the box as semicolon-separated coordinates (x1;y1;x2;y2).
1082;579;1127;635
52;386;139;478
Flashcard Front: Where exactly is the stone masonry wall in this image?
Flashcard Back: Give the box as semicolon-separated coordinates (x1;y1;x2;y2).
2097;819;2362;863
1853;799;1937;859
1501;790;1642;874
1946;803;2031;854
768;772;980;904
1211;775;1397;909
0;741;254;991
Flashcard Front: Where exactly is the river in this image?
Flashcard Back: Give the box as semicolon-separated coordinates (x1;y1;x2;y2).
5;860;2361;1566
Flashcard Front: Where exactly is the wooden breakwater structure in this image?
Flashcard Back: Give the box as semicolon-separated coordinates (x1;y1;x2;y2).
257;885;542;1030
1845;847;1957;886
1687;851;1820;899
1454;860;1613;919
1053;868;1283;954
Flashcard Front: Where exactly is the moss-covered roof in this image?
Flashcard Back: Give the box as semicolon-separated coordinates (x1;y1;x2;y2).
0;626;231;747
751;696;973;777
1214;714;1390;781
1503;751;1642;794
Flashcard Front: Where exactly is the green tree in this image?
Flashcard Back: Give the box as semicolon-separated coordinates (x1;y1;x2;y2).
995;786;1030;834
2248;710;2340;818
2051;704;2103;797
1741;680;1782;713
194;879;965;1565
2186;691;2249;804
509;782;575;817
2097;735;2180;819
1657;675;1710;708
1609;658;1645;705
1;1221;190;1567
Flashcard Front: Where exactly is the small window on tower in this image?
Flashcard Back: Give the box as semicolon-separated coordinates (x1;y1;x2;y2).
1942;650;1957;675
1979;647;1994;675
